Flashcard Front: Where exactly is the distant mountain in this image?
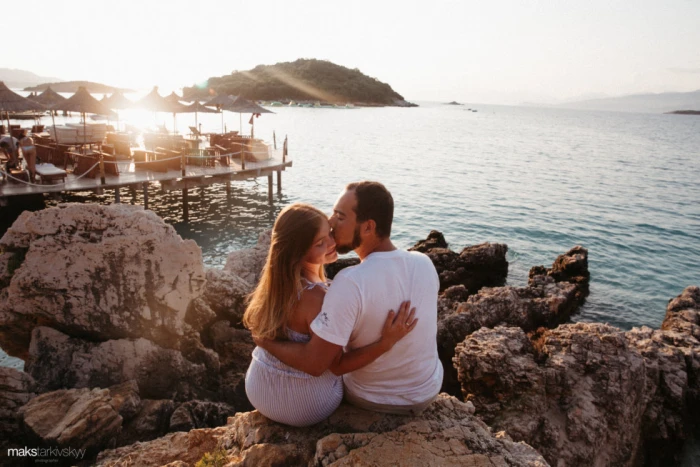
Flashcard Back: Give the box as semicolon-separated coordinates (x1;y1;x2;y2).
0;68;62;89
552;90;700;114
183;59;415;107
24;81;133;94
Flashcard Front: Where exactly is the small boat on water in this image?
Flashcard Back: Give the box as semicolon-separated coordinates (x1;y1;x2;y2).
270;101;283;107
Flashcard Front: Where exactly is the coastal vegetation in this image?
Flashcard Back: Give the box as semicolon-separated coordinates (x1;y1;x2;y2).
23;81;132;94
182;59;412;106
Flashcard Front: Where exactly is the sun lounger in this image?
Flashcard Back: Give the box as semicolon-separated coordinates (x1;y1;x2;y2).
35;163;67;184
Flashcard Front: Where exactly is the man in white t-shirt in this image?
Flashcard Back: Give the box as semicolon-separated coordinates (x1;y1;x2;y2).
257;181;443;415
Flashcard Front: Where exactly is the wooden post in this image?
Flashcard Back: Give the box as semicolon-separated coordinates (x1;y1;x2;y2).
143;182;149;210
99;152;106;184
183;188;189;222
277;170;282;194
129;184;137;205
226;181;231;197
240;142;245;170
273;131;277;149
267;174;273;204
283;135;288;163
181;150;186;176
114;187;120;204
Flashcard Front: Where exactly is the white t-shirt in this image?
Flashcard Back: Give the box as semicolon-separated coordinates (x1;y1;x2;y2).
310;249;443;405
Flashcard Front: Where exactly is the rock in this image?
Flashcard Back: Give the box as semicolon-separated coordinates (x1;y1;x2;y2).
200;267;251;326
19;386;123;452
208;320;254;373
0;368;36;448
438;280;582;396
169;400;237;432
184;297;218;333
324;257;360;280
662;286;700;341
223;229;271;288
97;395;548;467
96;426;228;467
425;242;508;293
107;380;141;422
454;324;647;467
26;326;208;400
119;399;175;447
529;246;590;300
0;204;206;358
409;230;448;253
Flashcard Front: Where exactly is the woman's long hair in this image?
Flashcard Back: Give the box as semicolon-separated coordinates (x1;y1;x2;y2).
243;203;328;340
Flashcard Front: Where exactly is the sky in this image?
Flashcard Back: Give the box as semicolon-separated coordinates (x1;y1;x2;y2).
3;0;700;105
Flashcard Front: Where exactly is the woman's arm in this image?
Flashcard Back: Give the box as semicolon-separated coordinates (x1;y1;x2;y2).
328;301;417;376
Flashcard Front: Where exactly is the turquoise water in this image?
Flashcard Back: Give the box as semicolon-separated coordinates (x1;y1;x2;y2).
2;103;700;344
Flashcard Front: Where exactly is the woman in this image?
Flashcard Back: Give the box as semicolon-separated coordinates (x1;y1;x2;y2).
244;203;416;426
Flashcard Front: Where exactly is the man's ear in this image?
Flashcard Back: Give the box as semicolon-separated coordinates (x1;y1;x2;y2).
363;219;376;236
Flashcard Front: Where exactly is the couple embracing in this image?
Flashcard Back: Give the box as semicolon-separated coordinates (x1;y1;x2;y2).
244;181;443;426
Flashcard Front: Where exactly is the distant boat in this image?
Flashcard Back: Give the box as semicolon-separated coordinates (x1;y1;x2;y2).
270;101;283;107
472;109;478;112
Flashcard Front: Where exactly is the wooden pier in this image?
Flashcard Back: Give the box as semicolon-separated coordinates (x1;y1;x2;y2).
0;148;292;218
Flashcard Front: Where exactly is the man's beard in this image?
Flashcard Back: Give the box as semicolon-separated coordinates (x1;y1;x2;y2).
335;224;362;255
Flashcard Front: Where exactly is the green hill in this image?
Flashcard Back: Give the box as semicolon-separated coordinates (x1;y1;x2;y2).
24;81;132;94
183;59;415;106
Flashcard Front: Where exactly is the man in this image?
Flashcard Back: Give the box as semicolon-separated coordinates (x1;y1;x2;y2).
257;181;443;415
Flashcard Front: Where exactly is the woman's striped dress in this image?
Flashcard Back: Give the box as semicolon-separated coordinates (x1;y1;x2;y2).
245;327;343;426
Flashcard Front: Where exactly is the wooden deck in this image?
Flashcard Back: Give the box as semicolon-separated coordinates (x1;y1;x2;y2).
0;154;292;199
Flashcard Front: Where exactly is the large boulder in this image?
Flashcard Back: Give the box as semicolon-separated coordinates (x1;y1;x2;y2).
169;400;237;432
424;242;509;293
454;324;647;467
223;229;271;289
96;395;548;467
0;204;206;359
0;368;36;449
19;386;124;453
25;326;208;400
529;246;590;299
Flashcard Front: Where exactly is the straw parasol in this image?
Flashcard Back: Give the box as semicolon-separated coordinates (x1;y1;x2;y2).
51;86;113;146
102;91;133;131
204;94;237;132
165;92;182;105
136;87;189;133
182;101;218;130
225;96;273;138
30;85;66;108
0;81;45;155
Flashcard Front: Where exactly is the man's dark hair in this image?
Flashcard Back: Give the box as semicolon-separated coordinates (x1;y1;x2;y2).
346;181;394;238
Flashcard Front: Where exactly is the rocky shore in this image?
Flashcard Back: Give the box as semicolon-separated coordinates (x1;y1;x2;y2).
0;204;698;466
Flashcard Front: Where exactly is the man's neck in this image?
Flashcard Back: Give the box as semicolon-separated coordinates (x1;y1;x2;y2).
356;237;396;261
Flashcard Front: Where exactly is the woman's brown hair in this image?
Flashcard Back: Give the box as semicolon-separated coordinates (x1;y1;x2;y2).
243;203;328;340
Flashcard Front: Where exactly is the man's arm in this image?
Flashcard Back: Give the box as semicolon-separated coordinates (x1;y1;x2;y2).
254;334;342;377
328;302;416;376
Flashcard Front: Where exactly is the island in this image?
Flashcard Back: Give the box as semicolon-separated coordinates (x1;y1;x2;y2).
23;81;133;94
666;110;700;115
182;59;417;107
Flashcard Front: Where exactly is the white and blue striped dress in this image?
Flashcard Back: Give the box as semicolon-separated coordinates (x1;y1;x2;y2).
244;281;343;427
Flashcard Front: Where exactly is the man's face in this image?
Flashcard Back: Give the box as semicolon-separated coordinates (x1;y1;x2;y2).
329;189;362;255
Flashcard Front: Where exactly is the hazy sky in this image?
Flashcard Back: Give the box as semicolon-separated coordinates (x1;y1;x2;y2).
4;0;699;104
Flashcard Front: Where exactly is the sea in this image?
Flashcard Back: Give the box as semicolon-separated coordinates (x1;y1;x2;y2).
1;101;699;371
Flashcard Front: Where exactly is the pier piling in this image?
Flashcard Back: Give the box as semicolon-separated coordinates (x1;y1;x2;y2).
143;183;149;210
277;170;282;194
183;188;189;222
267;175;273;204
114;187;120;204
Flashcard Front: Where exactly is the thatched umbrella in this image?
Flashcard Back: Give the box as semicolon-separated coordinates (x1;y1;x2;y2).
182;101;218;131
166;92;182;104
0;81;45;156
204;94;237;132
30;85;66;109
136;87;189;133
51;86;113;146
225;97;273;138
102;91;133;131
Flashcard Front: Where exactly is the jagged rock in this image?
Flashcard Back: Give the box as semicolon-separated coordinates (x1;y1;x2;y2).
324;257;360;280
438;280;582;396
0;368;36;447
529;246;590;300
454;324;647;467
96;395;548;467
169;401;237;432
424;242;508;293
208;321;254;373
107;380;141;422
0;204;206;359
437;284;471;319
119;399;175;447
200;268;251;325
662;286;700;341
19;386;123;452
26;326;208;400
223;229;271;288
409;230;448;253
185;297;218;333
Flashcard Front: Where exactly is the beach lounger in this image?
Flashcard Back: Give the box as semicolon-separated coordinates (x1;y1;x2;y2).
35;163;67;184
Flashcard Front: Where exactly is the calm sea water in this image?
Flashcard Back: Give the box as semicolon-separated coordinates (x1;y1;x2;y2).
1;102;699;368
